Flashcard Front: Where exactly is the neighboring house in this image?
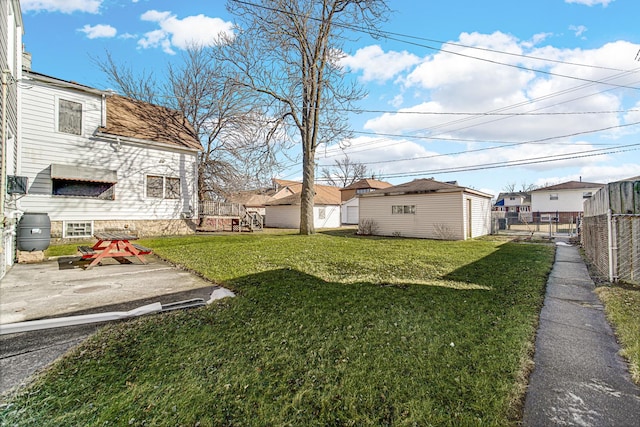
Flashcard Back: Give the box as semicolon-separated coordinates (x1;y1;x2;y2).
493;192;531;213
530;180;604;222
1;0;24;278
264;184;341;229
16;69;203;240
272;178;303;199
358;178;493;240
340;178;392;225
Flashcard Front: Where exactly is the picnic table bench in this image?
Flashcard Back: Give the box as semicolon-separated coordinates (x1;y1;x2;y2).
78;232;152;270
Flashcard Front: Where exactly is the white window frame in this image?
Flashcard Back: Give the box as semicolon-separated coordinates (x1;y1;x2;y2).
318;207;326;219
146;175;181;199
549;193;559;201
56;97;83;136
392;205;416;215
63;221;94;238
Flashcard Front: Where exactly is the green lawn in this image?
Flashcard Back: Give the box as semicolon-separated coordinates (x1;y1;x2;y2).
1;231;555;426
595;284;640;385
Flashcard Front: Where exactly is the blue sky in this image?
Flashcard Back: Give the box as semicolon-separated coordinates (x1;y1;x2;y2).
20;0;640;196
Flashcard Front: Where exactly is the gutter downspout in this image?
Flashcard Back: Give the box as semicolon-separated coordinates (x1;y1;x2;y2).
0;298;207;335
1;70;8;223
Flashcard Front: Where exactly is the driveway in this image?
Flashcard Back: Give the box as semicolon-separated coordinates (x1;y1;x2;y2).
0;255;227;397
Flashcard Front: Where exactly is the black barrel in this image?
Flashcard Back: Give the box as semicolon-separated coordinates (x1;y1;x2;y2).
17;212;51;251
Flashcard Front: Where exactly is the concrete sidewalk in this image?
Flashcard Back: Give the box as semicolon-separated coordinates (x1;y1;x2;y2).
523;241;640;426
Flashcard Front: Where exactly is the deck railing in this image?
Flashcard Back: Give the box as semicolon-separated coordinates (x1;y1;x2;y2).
199;201;245;217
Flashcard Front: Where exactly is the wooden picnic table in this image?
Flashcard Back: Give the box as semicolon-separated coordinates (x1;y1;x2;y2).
78;232;152;270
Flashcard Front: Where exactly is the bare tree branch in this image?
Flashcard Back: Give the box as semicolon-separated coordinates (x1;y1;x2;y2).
221;0;389;234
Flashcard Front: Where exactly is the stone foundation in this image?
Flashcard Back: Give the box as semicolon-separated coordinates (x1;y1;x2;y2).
17;250;45;263
50;219;197;244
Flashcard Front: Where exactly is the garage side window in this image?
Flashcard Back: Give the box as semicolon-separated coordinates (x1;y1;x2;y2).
58;99;82;135
392;205;416;214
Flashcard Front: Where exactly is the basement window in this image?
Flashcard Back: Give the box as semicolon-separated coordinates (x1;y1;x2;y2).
64;221;93;238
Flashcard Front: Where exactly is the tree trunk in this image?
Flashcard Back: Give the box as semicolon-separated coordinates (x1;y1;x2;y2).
299;145;315;235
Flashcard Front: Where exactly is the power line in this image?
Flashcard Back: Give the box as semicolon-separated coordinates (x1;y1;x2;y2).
316;120;640;167
374;146;640;180
232;0;640;91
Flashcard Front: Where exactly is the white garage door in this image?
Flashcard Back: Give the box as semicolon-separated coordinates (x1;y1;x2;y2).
347;206;358;224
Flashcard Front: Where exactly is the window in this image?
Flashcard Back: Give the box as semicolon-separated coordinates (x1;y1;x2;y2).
509;197;516;201
583;192;593;198
549;193;558;200
64;221;93;238
318;207;326;219
356;188;372;194
53;179;114;199
146;175;181;199
166;177;181;199
392;205;416;214
58;99;82;135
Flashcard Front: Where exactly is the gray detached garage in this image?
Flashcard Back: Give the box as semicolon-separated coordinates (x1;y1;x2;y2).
358;178;493;240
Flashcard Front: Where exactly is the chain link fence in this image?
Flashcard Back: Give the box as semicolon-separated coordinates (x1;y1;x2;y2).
582;213;640;285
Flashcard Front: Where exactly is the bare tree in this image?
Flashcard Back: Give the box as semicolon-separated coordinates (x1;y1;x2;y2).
220;0;389;234
95;46;285;201
502;181;537;193
320;155;369;187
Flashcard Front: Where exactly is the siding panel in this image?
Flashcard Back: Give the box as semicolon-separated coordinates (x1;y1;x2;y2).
18;77;199;222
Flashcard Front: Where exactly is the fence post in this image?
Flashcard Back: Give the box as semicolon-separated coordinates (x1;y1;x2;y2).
607;209;618;282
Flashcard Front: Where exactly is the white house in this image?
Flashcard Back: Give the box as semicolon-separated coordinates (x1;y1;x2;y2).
359;178;493;240
1;0;24;277
265;184;341;229
530;180;604;222
16;70;203;240
340;178;392;225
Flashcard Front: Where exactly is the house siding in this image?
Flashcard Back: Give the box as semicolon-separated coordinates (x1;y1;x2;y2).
360;192;466;240
341;197;359;224
465;193;492;238
17;77;199;235
531;187;601;213
265;205;300;229
265;205;341;229
1;0;22;278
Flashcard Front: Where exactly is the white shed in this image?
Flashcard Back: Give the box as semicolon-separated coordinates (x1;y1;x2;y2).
265;184;341;229
359;178;492;240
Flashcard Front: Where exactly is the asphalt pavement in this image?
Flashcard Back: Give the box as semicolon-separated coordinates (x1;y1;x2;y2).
522;240;640;426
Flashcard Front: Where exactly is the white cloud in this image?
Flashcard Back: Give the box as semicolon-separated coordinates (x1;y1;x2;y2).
565;0;614;6
341;45;421;83
138;10;234;55
363;34;637;147
569;25;588;38
78;24;117;39
22;0;102;14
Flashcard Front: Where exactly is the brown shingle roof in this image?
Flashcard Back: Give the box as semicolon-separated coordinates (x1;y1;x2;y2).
100;95;203;151
532;180;604;191
340;178;393;191
361;178;492;198
266;184;341;206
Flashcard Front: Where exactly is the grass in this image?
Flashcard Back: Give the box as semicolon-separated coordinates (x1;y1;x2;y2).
3;230;555;426
595;283;640;384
